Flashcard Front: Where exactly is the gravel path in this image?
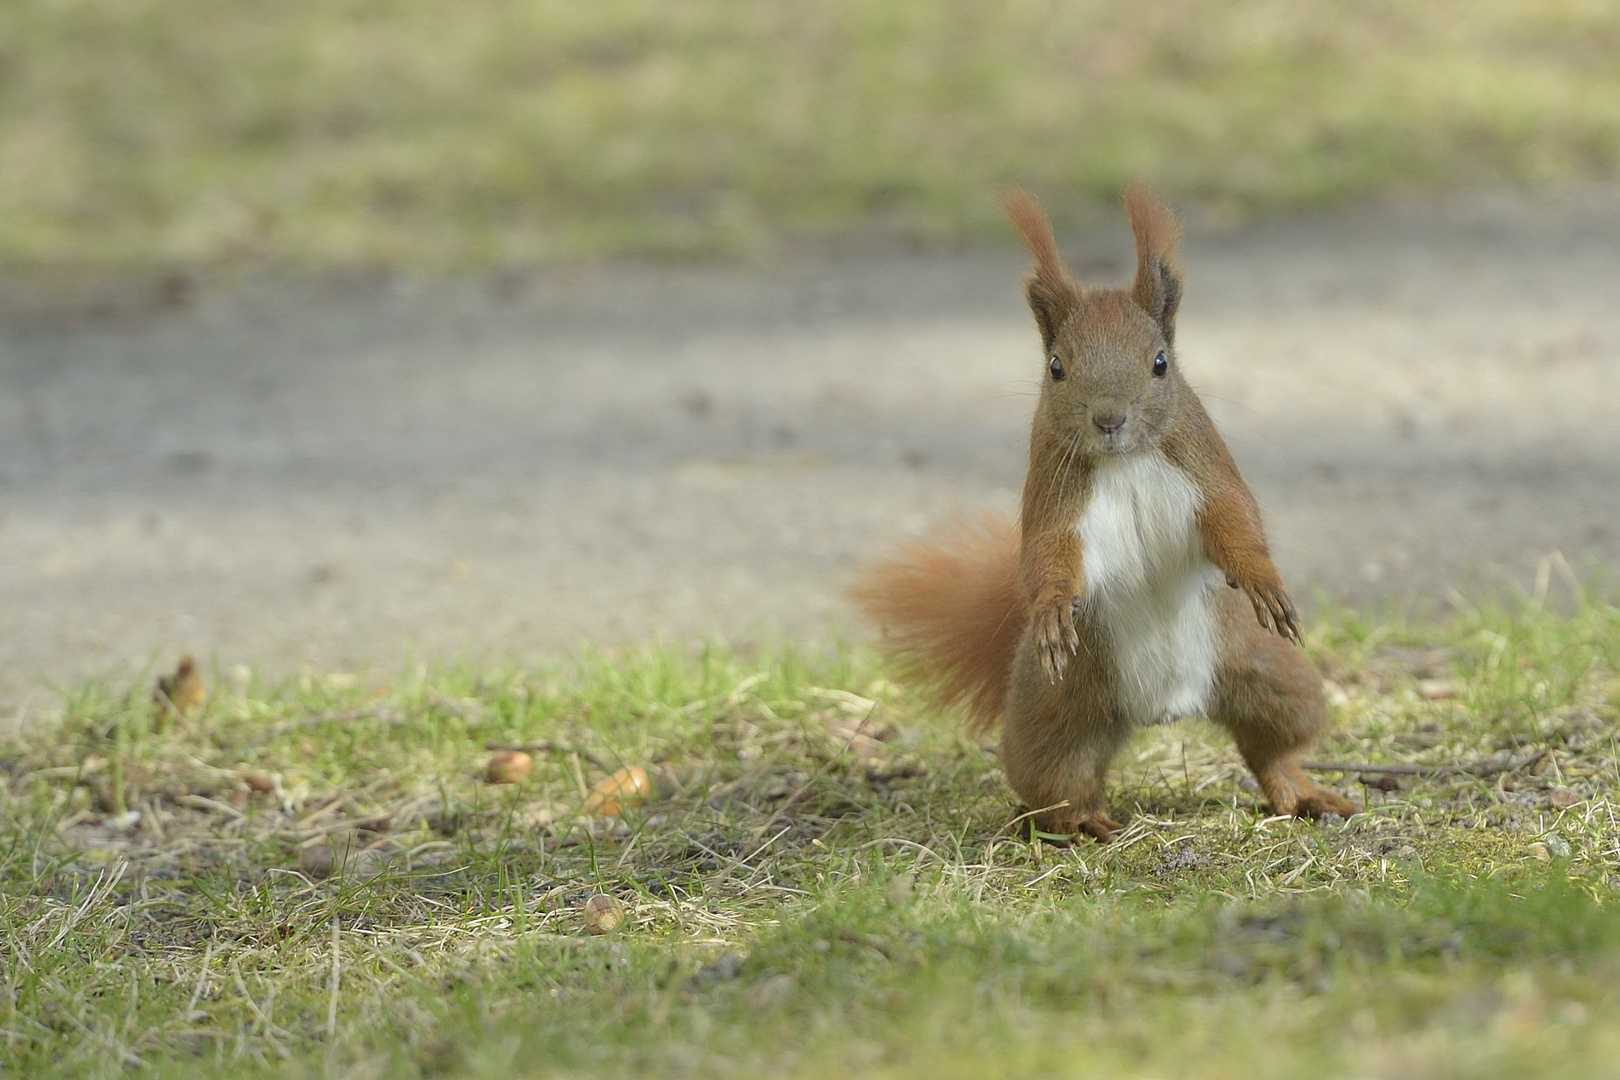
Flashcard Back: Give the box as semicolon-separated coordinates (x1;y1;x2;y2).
4;192;1618;703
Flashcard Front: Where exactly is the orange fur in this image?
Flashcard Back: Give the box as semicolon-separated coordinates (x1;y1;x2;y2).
1001;189;1070;289
1122;184;1184;280
848;516;1022;733
1001;188;1082;349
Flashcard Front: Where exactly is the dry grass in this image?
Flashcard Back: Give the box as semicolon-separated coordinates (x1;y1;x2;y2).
3;597;1620;1076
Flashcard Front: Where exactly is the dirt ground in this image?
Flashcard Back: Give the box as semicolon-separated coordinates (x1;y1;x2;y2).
3;192;1618;707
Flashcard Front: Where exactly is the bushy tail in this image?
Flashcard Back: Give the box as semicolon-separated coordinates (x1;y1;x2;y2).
849;516;1024;733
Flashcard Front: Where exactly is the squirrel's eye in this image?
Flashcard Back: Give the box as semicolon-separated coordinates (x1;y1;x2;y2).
1049;354;1065;381
1152;350;1168;378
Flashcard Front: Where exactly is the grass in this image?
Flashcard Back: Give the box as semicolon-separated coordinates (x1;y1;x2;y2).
4;597;1620;1077
4;1;1620;271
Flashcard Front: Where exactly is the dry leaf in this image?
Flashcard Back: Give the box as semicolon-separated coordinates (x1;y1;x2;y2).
582;766;652;816
824;718;887;761
154;656;207;719
583;893;623;935
484;750;532;785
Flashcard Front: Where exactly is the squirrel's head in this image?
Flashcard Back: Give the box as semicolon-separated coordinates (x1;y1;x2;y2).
1003;186;1187;457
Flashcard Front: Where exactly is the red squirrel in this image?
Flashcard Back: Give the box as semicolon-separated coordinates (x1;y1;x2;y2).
852;187;1359;841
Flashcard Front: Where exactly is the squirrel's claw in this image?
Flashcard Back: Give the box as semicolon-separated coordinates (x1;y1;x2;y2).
1239;577;1303;644
1034;597;1081;682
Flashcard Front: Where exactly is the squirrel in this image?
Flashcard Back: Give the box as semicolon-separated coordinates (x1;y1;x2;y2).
851;186;1359;842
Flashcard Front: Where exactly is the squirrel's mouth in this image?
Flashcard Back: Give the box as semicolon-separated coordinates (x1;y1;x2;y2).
1095;430;1132;454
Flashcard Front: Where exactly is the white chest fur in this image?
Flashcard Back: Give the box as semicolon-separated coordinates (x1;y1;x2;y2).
1077;451;1223;726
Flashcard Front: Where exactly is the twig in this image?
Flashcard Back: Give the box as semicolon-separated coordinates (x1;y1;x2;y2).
1300;762;1427;776
1302;750;1547;779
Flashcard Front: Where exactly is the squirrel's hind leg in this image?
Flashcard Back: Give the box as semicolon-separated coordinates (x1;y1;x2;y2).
1002;638;1133;842
1209;617;1360;819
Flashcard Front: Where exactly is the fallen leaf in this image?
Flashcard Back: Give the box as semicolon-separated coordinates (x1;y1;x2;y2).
583;893;623;935
582;766;652;816
484;750;532;785
154;656;206;719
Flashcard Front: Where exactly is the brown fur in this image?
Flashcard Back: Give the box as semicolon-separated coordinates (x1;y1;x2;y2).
851;186;1358;841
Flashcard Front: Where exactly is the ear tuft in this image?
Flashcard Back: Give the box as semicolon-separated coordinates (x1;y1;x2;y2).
1002;188;1080;350
1123;184;1185;343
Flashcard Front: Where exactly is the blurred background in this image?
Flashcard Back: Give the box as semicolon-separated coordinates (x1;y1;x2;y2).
2;0;1619;700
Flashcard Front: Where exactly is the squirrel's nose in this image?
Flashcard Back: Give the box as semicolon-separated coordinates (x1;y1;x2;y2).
1092;410;1126;435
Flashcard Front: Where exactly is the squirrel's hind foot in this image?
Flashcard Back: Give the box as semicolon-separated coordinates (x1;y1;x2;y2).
1021;809;1125;845
1253;759;1361;820
1289;787;1361;820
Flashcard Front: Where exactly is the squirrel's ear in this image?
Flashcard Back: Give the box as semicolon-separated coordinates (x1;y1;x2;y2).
1002;189;1080;350
1123;184;1184;344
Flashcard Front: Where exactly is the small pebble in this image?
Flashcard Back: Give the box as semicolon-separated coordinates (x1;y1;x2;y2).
1550;788;1579;809
746;973;795;1013
299;831;361;880
103;810;142;831
353;847;392;880
1528;842;1551;862
1546;835;1572;858
707;953;744;981
299;839;335;878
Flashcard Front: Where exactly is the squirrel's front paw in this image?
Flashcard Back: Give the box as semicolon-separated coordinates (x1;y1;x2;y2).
1033;597;1081;681
1228;573;1302;644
